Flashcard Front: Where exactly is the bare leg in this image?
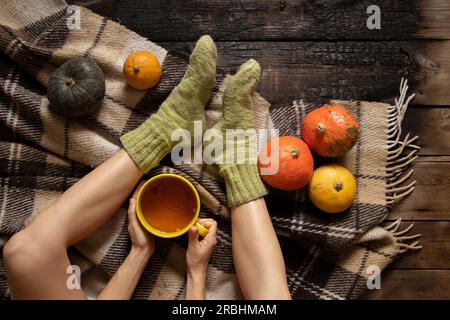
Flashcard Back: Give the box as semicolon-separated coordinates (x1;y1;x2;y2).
231;198;291;300
3;149;142;299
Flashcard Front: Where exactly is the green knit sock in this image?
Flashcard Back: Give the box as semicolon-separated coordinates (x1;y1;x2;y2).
212;59;268;207
121;35;217;173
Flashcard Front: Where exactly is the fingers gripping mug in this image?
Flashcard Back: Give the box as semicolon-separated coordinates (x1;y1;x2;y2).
136;174;208;238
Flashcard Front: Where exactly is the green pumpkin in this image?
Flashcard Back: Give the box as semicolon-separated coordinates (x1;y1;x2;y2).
47;57;105;117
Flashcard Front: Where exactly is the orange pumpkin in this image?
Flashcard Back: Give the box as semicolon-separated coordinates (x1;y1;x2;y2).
123;51;161;90
301;104;360;158
258;136;314;191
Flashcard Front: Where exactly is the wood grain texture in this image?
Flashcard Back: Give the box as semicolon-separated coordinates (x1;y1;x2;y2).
389;161;450;221
162;41;450;105
403;108;450;156
361;270;450;299
71;1;450;104
412;41;450;105
79;0;450;41
70;0;450;105
389;108;450;221
416;0;450;39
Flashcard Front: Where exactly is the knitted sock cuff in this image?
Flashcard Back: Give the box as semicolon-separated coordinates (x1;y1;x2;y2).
120;119;171;174
220;164;268;207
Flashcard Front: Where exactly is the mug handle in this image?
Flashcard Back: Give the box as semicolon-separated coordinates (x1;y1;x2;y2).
195;222;209;237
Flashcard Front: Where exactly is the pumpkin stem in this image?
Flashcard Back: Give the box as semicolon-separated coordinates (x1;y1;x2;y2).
133;66;140;73
316;122;326;134
290;148;300;159
65;78;75;87
334;181;343;192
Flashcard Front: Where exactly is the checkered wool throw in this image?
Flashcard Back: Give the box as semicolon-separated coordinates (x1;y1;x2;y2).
0;0;421;300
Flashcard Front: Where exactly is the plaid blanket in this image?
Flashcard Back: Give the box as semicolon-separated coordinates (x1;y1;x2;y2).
0;0;421;300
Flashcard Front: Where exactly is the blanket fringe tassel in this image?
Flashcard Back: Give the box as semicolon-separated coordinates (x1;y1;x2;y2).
383;78;422;252
384;219;423;253
385;78;419;205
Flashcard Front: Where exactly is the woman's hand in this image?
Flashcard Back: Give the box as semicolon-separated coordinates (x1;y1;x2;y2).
185;218;217;300
128;182;155;257
186;218;217;275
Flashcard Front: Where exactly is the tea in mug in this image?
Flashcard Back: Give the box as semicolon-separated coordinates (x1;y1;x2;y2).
139;176;198;233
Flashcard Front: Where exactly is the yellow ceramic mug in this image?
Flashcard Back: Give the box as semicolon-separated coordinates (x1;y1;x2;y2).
136;173;208;238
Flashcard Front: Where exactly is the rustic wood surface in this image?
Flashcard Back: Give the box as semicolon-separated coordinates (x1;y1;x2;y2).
75;0;450;300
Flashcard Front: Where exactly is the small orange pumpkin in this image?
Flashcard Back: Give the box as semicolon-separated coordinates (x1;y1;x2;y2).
258;136;314;191
123;51;161;90
301;104;360;158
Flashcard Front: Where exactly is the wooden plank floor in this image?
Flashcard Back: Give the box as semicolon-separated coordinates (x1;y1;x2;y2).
78;0;450;299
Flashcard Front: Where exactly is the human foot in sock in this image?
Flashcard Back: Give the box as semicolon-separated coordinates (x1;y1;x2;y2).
121;35;217;173
209;59;268;207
